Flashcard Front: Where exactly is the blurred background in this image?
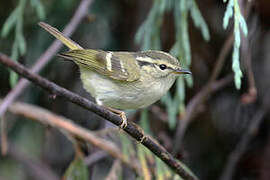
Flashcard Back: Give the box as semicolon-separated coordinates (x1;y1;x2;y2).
0;0;270;179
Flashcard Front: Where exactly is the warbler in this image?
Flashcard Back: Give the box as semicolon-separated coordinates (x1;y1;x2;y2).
39;22;191;129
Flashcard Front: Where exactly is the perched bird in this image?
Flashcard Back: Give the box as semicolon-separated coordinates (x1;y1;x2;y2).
39;22;191;129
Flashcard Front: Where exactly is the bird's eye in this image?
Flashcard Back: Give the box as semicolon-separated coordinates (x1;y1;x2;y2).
159;64;167;70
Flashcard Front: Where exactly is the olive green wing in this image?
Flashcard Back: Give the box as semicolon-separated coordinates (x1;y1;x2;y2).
59;49;141;82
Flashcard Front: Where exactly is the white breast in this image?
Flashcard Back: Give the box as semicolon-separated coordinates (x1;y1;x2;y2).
79;66;176;110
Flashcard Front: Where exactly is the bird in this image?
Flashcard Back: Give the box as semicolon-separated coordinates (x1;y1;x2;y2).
39;22;191;130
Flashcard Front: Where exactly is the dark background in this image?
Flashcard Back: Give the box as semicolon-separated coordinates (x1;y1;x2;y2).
0;0;270;179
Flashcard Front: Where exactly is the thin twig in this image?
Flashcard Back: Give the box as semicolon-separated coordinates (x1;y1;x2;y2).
84;151;108;166
0;54;197;180
0;0;93;117
105;160;121;180
241;15;258;104
173;34;234;154
94;128;119;137
8;144;59;180
173;74;233;154
0;176;7;180
219;109;265;180
1;98;139;173
0;116;8;155
150;105;168;123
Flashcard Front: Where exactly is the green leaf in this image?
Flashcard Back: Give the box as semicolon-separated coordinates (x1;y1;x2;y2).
239;15;248;36
9;71;19;87
63;157;89;180
119;134;133;160
137;145;151;180
30;0;46;20
169;42;180;57
161;92;178;130
1;8;19;37
223;0;248;89
140;109;151;134
185;75;193;87
136;0;208;131
168;104;177;129
234;20;241;47
232;44;242;89
165;0;174;11
189;0;210;41
159;0;167;14
177;77;185;102
135;0;164;50
180;0;187;12
177;160;198;180
177;0;191;66
9;40;19;88
161;92;172;105
223;0;234;29
11;41;19;61
156;157;165;179
17;32;27;55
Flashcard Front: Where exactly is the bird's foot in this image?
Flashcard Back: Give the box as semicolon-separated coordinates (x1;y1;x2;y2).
138;135;146;144
106;107;128;130
119;111;127;129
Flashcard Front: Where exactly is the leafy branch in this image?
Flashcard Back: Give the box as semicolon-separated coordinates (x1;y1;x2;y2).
0;53;198;180
136;0;210;129
1;0;45;86
223;0;248;89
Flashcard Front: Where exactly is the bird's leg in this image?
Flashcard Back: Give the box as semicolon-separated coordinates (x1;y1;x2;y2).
137;135;146;144
96;99;128;129
106;107;128;129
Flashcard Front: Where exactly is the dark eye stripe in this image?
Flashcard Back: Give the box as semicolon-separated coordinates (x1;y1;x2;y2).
137;60;153;67
137;61;175;71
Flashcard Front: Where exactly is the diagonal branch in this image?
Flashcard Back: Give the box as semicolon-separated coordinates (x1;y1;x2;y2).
219;109;265;180
0;0;93;117
7;144;59;180
0;116;8;155
240;15;258;105
0;53;198;180
2;99;139;173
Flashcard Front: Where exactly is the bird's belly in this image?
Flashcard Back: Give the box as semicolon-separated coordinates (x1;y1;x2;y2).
80;69;166;110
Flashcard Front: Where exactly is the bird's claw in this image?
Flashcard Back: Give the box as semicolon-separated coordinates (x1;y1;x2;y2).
119;111;127;129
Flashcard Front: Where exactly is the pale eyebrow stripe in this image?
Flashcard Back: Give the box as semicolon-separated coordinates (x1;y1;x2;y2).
136;56;170;66
135;56;154;63
136;56;175;70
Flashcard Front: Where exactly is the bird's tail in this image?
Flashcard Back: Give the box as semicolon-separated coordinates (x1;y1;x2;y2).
38;22;83;50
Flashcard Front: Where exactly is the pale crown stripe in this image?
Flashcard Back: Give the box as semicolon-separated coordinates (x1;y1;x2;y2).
106;52;113;71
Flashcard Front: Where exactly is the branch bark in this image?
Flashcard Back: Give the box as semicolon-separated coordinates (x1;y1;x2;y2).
0;53;198;180
7;144;59;180
1;98;139;173
240;15;258;105
219;109;265;180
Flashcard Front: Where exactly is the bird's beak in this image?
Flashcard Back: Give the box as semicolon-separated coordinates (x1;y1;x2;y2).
173;68;192;75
